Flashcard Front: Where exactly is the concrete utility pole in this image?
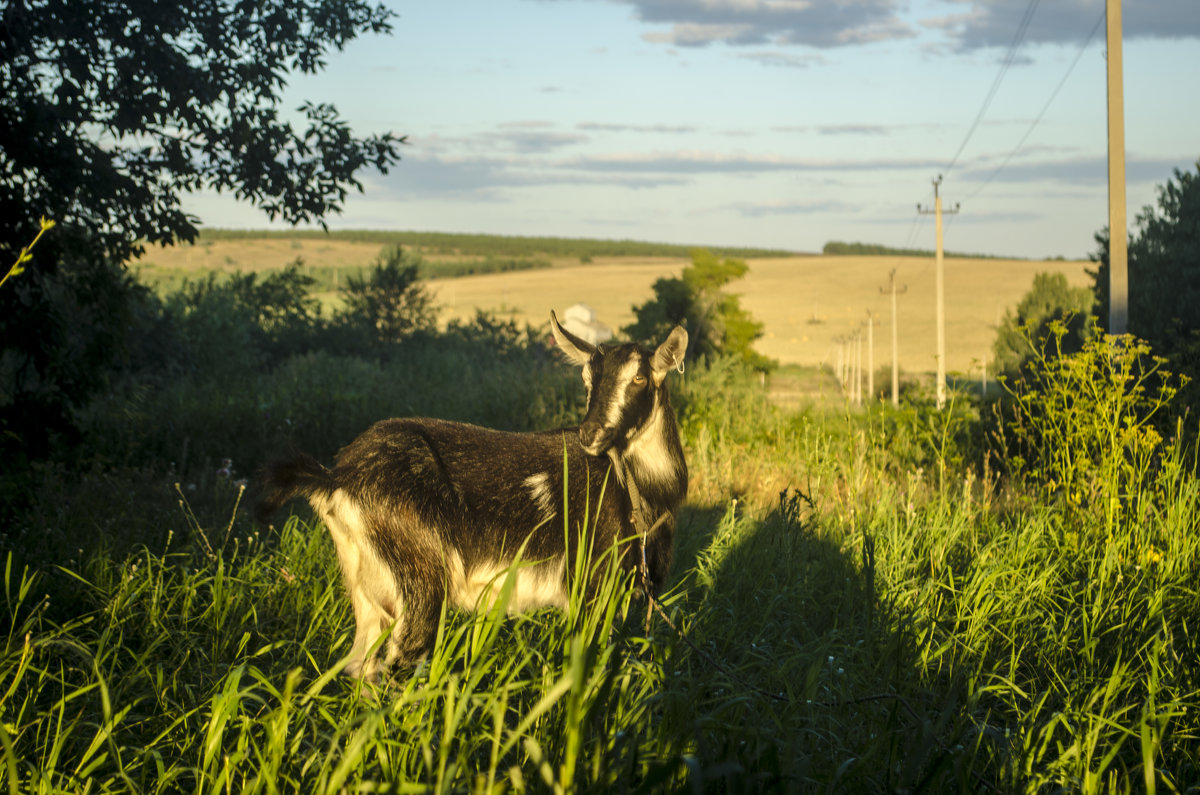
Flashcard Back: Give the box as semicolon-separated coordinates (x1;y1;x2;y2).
834;336;846;394
855;327;863;406
1106;0;1128;334
880;269;907;407
866;311;875;402
918;176;960;410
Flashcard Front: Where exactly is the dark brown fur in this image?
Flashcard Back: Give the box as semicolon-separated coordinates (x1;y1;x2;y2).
256;311;688;679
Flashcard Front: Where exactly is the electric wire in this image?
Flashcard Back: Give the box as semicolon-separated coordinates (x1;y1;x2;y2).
965;9;1106;202
944;0;1041;176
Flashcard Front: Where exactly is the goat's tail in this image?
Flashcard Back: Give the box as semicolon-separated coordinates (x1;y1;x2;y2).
254;453;336;525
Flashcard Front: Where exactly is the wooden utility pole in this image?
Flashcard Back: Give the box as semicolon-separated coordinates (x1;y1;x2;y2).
1106;0;1128;334
880;269;907;407
918;176;960;409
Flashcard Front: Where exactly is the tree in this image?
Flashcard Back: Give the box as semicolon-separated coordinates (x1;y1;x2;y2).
0;0;403;264
1089;161;1200;354
993;272;1095;376
624;249;772;371
339;246;436;343
0;0;404;459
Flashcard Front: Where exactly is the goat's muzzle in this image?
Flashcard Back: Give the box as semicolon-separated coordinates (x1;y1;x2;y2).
579;421;615;457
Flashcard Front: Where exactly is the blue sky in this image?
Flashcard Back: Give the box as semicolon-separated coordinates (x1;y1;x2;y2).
186;0;1200;259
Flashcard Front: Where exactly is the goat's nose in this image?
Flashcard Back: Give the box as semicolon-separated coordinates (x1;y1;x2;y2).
579;422;613;454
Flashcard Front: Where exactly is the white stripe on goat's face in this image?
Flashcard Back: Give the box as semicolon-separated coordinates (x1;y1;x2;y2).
578;345;655;456
605;358;643;430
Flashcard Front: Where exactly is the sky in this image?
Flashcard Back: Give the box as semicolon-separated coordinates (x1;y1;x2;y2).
185;0;1200;260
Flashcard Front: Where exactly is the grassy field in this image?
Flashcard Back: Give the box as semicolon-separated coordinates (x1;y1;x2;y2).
4;239;1198;791
131;233;1092;375
5;331;1198;791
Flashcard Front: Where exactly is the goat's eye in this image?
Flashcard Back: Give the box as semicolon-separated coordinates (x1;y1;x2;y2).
632;373;647;385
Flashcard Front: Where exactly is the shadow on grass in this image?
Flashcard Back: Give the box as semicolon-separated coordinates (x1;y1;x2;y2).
653;494;979;793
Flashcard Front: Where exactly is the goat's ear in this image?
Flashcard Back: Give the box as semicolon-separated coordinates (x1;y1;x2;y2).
550;310;595;366
651;325;688;385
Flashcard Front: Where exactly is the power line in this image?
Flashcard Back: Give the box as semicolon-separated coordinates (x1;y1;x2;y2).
944;0;1041;175
966;9;1106;201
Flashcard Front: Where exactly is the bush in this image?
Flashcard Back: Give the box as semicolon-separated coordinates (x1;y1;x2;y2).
991;327;1187;532
624;249;773;371
992;272;1095;377
0;242;162;479
1090;161;1200;351
337;245;435;344
163;261;325;377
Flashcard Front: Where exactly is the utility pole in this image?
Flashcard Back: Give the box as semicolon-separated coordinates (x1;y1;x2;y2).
854;326;863;406
918;176;960;409
834;336;846;395
865;311;875;402
1106;0;1128;334
880;269;907;407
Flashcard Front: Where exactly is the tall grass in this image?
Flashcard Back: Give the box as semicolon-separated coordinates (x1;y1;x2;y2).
4;320;1199;789
1;502;678;792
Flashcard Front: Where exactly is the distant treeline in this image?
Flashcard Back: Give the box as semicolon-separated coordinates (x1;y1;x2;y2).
823;240;1008;259
196;228;798;260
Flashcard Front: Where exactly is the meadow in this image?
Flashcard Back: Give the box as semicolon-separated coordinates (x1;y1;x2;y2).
3;235;1196;792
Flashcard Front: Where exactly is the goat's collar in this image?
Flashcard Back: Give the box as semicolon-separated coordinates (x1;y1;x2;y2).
607;448;659;534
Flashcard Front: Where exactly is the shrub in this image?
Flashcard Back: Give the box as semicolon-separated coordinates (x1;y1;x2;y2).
164;261;324;376
992;272;1095;377
337;245;435;344
624;249;773;372
992;327;1187;534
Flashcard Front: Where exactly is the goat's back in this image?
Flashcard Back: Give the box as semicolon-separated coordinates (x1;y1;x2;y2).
332;418;630;565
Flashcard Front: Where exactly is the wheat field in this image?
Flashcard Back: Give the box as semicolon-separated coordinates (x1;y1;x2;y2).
133;238;1093;374
426;254;1092;374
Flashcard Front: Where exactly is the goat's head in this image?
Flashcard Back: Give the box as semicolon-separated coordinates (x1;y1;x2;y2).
550;310;688;457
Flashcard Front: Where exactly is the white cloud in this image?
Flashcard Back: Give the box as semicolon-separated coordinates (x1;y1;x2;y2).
725;198;859;217
594;0;913;49
543;0;1199;53
576;122;699;133
558;149;944;173
735;49;825;68
924;0;1200;51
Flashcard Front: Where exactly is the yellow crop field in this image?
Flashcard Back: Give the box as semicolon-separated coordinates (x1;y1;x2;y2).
428;254;1092;375
133;238;1093;375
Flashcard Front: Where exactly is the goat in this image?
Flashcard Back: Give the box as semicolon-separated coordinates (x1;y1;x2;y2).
255;311;688;679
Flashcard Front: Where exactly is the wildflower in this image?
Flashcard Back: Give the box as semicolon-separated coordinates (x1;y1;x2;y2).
216;458;234;479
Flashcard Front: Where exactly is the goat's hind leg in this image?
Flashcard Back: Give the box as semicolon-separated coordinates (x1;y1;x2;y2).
339;546;443;680
343;583;395;681
351;508;446;674
319;493;408;681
